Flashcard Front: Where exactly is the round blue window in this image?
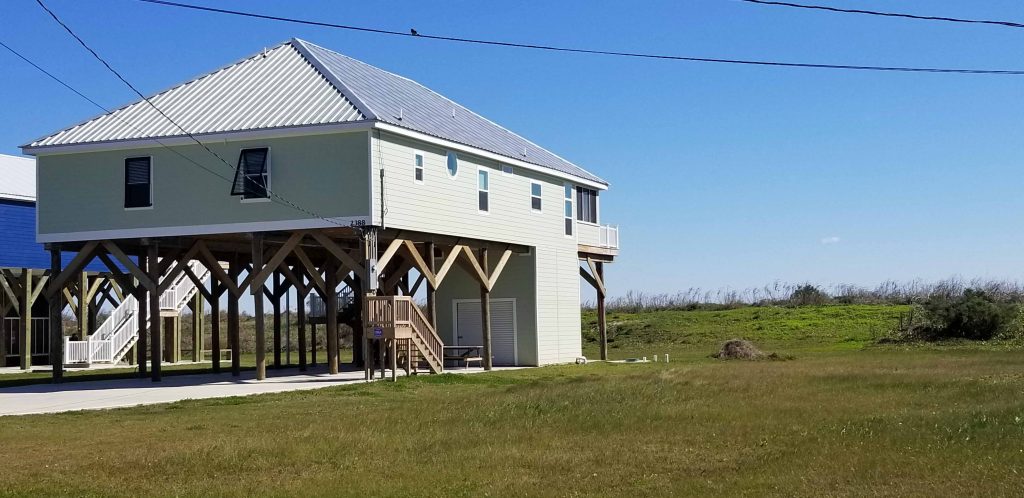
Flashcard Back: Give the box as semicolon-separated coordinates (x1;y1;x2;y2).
446;151;458;177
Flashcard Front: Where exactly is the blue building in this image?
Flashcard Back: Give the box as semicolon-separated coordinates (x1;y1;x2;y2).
1;154;113;368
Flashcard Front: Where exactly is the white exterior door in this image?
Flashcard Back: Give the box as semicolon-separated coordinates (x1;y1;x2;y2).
454;299;517;365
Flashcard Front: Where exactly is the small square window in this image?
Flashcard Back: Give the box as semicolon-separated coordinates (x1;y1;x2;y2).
501;164;513;176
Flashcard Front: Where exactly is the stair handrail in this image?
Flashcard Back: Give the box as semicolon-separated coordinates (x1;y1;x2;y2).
403;297;444;367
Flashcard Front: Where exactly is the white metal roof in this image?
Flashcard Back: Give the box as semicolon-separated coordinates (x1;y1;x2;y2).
0;154;36;202
27;43;364;148
25;39;607;186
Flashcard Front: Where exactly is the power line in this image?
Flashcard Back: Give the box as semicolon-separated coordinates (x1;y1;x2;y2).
738;0;1024;29
133;0;1024;76
1;39;240;193
34;0;349;228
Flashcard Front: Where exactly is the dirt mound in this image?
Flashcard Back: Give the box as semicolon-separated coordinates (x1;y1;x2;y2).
712;339;766;360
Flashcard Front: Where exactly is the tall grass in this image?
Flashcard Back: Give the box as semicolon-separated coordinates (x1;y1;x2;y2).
588;277;1024;313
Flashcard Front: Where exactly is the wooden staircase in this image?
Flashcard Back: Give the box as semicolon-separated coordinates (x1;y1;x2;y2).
364;296;444;374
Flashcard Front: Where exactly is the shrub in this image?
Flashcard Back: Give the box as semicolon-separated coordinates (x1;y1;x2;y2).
908;289;1019;341
788;284;830;306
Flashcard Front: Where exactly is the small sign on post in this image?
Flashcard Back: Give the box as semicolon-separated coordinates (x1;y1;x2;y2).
373;326;383;339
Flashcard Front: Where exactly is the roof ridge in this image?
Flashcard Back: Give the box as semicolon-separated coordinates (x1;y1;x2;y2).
289;38;376;120
294;39;606;185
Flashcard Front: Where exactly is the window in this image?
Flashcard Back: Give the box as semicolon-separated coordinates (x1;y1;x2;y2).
530;182;542;211
478;169;489;212
446;151;459;177
564;184;574;236
414;152;424;183
124;157;152;209
231;147;270;200
576;187;598;223
501;164;513;176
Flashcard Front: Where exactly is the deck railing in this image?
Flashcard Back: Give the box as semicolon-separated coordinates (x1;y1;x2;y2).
578;222;620;249
308;289;354;318
364;295;443;371
65;259;210;365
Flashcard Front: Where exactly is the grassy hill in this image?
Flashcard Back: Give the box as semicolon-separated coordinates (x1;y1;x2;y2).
582;304;909;360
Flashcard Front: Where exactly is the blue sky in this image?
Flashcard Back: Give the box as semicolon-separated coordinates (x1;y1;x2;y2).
2;0;1023;300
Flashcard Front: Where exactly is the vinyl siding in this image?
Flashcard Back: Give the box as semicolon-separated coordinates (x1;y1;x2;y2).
36;131;371;240
0;199;109;272
373;130;582;364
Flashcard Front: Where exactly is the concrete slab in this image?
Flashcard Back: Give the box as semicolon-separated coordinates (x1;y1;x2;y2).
0;364;507;417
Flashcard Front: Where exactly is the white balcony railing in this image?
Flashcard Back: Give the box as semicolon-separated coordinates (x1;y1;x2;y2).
578;222;620;250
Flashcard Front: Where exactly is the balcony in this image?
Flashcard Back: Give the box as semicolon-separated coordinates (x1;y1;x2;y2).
577;222;620;256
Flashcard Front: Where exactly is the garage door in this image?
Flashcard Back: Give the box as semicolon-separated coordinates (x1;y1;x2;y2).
455;299;517;365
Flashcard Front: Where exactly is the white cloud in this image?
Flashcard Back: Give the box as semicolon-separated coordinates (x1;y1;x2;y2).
820;236;841;245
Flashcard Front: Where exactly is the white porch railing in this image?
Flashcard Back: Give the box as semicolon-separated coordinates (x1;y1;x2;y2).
578;222;620;249
65;259;210;365
599;224;620;249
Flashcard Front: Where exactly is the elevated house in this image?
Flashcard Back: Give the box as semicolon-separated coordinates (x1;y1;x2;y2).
22;39;618;382
0;154;205;369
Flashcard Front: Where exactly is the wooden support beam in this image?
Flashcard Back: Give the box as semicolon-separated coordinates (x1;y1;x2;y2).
487;249;513;291
480;247;493;371
48;245;64;383
382;257;415;295
76;272;88;340
136;250;148;377
182;264;214;303
459;245;489;288
156;242;203;294
297;271;307;373
252;234;267;381
292;246;327;297
400;240;437;288
197;242;242;298
374;238;404;275
586;258;606;297
18;270;33;370
191;292;204;363
426;242;438;330
210;278;221;373
309;231;366;277
0;270;21;314
95;251;136;298
596;262;608;361
326;260;339;375
228;257;241;377
46;240;99;298
272;272;282;369
250;231;305;290
148;244;162;382
101;240;153;292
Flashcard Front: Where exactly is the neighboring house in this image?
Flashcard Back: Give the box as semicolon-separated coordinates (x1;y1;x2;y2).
21;38;618;382
0;154;119;368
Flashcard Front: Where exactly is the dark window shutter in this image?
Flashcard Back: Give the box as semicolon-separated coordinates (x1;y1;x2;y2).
232;148;269;198
124;157;151;208
479;191;489;212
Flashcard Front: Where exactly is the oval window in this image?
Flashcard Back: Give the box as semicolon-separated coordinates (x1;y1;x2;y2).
446;151;459;177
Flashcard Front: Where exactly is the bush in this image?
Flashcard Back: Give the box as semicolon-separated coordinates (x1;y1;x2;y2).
788;284;830;306
908;289;1019;341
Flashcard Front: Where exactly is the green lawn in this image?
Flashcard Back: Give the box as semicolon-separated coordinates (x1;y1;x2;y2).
2;305;1023;496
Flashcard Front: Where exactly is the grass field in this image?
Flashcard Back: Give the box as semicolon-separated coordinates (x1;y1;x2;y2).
2;305;1023;496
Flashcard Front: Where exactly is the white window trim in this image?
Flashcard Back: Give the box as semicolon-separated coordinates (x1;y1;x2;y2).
413;150;425;185
239;146;272;203
477;166;490;214
446;151;459;180
124;155;154;211
530;181;543;213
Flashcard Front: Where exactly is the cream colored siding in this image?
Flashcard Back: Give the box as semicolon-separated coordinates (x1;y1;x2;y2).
36;131;371;240
374;130;583;364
